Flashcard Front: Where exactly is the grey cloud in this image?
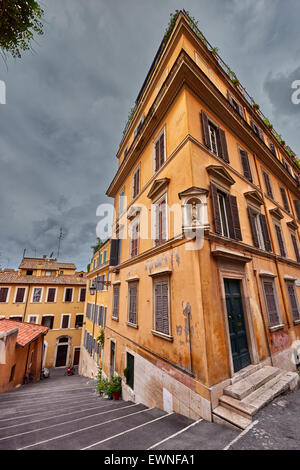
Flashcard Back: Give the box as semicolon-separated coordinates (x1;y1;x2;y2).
264;67;300;116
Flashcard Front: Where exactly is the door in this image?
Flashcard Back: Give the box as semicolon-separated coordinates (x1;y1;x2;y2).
110;341;115;377
55;345;68;367
126;352;134;390
224;279;251;373
73;348;80;366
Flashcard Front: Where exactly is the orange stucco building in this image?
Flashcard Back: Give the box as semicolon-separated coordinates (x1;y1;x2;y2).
102;11;300;427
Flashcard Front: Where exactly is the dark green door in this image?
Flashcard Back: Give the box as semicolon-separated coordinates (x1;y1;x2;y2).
126;353;134;390
224;279;251;373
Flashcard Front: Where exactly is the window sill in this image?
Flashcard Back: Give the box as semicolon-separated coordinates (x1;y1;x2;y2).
293;319;300;326
111;316;119;322
269;324;285;332
151;330;173;342
126;321;138;329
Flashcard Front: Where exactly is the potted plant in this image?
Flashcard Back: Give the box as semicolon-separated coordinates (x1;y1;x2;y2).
232;77;239;86
252;103;260;110
96;367;108;397
107;375;122;400
123;367;129;384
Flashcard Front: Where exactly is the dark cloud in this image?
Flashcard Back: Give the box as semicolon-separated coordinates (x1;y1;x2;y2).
0;0;300;270
264;67;300;116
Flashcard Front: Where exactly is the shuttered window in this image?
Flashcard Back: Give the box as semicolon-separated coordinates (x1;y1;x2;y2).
128;283;138;325
133;166;140;199
274;224;286;257
262;279;282;327
262;170;273;199
201;111;229;162
130;222;139;257
291;233;300;263
154;131;165;172
294;200;300;221
210;183;242;241
61;315;70;329
112;285;120;320
227;91;245;119
239;149;252;182
42;316;54;329
75;314;84;328
15;288;25;303
154;278;170;336
32;287;42;303
109;239;121;266
79;288;86;302
269;142;277;157
155;196;167;246
286;281;300;322
250;120;265;143
247;208;272;252
47;288;56;303
64;288;73;302
280;187;290;213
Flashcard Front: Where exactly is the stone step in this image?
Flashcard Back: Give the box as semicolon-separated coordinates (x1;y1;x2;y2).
212;405;252;430
219;395;257;419
223;366;281;400
230;364;262;385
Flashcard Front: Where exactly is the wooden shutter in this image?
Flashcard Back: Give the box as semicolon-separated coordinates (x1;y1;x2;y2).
0;287;8;302
65;288;72;302
200;111;210;148
15;288;25;303
294;200;300;221
258;128;265;143
259;214;272;252
113;285;119;319
80;288;86;302
210;183;222;235
286;282;300;321
263;171;273;199
128;283;137;325
217;128;229;163
228;195;242;241
109;239;120;266
280;187;290;212
291;233;300;262
47;288;56;302
62;315;69;329
263;280;281;327
240;150;252;182
275;224;286;257
269;143;277;157
228;91;244;119
247;207;260;248
155;280;169;335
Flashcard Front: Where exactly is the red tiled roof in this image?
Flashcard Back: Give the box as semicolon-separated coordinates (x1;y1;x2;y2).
0;319;49;347
0;272;86;285
19;258;76;270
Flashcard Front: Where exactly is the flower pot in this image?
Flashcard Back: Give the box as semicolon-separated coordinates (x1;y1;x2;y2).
112;391;121;400
99;390;104;397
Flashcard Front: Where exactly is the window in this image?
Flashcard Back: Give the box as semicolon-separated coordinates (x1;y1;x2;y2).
9;364;15;383
26;270;33;276
262;278;282;328
118;188;125;217
110;239;121;266
128;283;138;326
294;200;300;221
98;306;104;327
112;285;120;320
42;316;54;329
9;316;22;322
153;277;170;336
154;195;167;246
227;91;245;119
123;146;128;161
239;149;253;182
126;352;134;390
103;250;107;263
0;287;9;303
247;207;272;252
61;315;70;329
28;316;38;324
250;119;265;142
99;253;103;265
75;314;84;328
201;111;229;162
15;287;26;303
79;288;86;302
130;220;139;257
283;160;292;175
286;281;300;323
269;142;277;157
46;288;56;303
45;271;51;276
291;232;300;263
132;165;140;199
280;187;290;213
64;288;73;302
134;114;144;138
274;223;286;257
154;129;165;172
262;170;274;199
210;183;242;241
32;287;42;303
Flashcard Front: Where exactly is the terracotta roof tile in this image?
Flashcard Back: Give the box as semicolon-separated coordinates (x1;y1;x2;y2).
19;258;77;270
0;319;49;347
0;272;86;285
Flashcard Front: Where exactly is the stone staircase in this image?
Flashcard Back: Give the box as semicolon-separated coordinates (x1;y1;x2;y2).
213;364;299;430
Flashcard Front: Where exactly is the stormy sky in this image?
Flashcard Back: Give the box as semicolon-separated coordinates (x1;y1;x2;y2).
1;0;300;271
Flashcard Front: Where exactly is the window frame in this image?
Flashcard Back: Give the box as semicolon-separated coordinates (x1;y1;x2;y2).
261;277;283;329
0;286;10;303
127;281;138;327
41;315;54;329
152;275;172;339
153;126;166;174
13;286;27;304
46;287;57;303
31;287;43;303
153;192;168;247
285;280;300;323
60;314;71;329
63;287;74;303
78;288;86;303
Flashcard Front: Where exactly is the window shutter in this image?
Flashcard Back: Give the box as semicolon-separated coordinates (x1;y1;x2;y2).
200;111;210;148
155;140;160;172
240;150;252;182
269;143;277;157
128;283;137;325
217;128;229;163
258;128;265;143
238;104;245;119
291;233;300;263
228;195;242;241
294;200;300;221
155;281;169;335
159;134;164;168
286;282;300;321
280;187;290;213
263;171;273;199
263;280;281;327
47;288;56;302
113;285;119;319
109;239;120;266
259;214;272;252
227;90;233;106
210;183;222;235
80;288;86;302
15;288;25;303
0;287;8;302
247;207;260;248
275;225;286;257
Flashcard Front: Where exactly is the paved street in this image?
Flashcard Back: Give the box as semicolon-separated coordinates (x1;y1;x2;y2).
0;368;299;451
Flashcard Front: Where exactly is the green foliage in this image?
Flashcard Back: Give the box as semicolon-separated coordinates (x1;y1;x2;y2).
123;367;129;381
164;10;180;43
263;118;273;129
211;47;219;56
91;237;103;254
0;0;44;59
252;103;260;110
96;328;105;348
96;368;109;394
295;159;300;170
87;263;91;273
106;375;122;397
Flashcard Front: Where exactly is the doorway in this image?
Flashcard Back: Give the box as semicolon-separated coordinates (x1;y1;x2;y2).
55;336;69;367
224;278;251;373
73;348;80;366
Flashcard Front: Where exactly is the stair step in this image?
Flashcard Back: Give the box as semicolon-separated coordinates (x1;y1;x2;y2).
224;366;281;400
230;364;262;385
219;395;257;418
213;405;252;430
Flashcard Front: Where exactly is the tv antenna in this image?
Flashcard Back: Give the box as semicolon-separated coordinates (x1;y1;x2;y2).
57;228;65;259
